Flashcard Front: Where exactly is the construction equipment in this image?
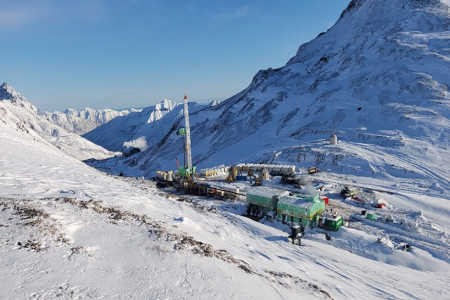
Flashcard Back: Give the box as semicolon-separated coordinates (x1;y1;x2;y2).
281;174;310;187
281;175;298;185
227;163;295;183
226;166;239;182
319;215;343;231
341;186;358;198
288;224;304;245
237;163;296;176
366;213;378;221
249;175;262;186
177;95;195;179
176;127;186;136
156;170;174;182
247;169;262;186
307;167;319;174
199;165;228;178
261;168;270;180
154;170;174;187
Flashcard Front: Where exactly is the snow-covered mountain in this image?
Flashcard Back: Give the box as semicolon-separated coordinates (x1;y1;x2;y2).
0;82;114;161
43;107;140;135
83;98;178;151
86;0;450;187
42;98;175;135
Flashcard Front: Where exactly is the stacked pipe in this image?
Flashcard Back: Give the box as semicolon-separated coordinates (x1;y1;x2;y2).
235;163;296;176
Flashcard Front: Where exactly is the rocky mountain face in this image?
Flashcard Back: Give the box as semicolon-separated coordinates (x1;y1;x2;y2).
0;82;114;161
85;0;450;184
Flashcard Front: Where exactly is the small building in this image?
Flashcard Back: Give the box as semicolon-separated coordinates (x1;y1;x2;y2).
276;193;325;227
330;133;338;145
246;188;288;219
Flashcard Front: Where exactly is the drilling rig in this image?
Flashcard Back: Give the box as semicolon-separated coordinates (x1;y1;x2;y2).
177;94;196;179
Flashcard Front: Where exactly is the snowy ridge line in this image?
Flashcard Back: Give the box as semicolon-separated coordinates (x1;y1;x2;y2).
28;195;333;298
42;107;138;135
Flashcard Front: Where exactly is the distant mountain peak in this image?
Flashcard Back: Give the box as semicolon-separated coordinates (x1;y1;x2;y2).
0;82;25;101
147;99;176;124
154;99;176;111
339;0;364;18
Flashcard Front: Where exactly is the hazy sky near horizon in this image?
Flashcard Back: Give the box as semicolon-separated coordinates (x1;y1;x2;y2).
1;0;349;110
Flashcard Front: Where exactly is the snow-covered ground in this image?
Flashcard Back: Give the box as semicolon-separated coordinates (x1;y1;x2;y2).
1;95;449;299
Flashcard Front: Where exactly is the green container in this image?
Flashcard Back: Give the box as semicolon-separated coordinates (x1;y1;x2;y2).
177;127;186;136
321;216;343;231
177;166;196;177
246;193;277;211
276;193;325;226
366;213;378;221
246;189;288;217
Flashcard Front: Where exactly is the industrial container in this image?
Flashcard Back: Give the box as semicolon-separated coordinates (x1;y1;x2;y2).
366;213;378;221
246;188;288;219
276;193;325;227
319;215;343;231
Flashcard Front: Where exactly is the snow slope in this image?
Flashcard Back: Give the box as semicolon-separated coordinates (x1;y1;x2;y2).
1;101;449;299
43;107;140;135
0;82;114;161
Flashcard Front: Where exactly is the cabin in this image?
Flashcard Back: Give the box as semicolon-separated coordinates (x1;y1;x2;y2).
246;188;288;219
276;193;325;227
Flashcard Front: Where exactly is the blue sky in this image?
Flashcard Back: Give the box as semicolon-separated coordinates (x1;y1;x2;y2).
0;0;349;110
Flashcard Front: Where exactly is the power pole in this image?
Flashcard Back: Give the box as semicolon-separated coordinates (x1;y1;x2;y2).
183;94;192;171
